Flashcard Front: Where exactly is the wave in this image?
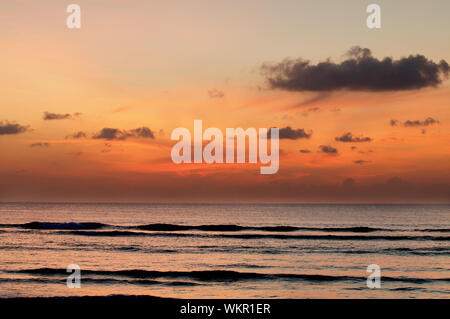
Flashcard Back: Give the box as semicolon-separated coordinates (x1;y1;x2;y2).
60;230;450;241
415;228;450;233
13;268;450;284
133;224;385;233
0;222;391;233
0;222;107;230
3;221;450;234
0;276;200;287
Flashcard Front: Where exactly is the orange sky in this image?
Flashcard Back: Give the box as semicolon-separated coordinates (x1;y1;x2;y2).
0;1;449;202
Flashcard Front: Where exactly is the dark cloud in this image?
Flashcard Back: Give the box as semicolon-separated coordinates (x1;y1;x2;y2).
335;132;372;143
299;149;311;153
390;119;400;126
390;117;439;127
273;126;312;139
358;149;374;154
93;128;122;140
208;89;225;99
66;131;87;139
354;160;370;165
0;121;30;135
404;117;439;127
319;145;338;154
262;46;449;92
301;107;321;116
30;142;49;148
43;112;82;120
130;127;155;139
93;127;155;140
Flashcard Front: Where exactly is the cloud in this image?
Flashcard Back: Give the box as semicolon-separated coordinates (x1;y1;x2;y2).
301;107;321;116
92;127;155;140
262;46;449;92
30;142;49;148
390;117;439;127
335;132;372;143
319;145;338;154
208;89;225;99
43;112;82;120
66;131;87;139
272;126;312;139
101;143;112;153
390;119;400;126
404;117;439;127
354;160;370;165
112;106;132;114
294;93;331;107
0;121;30;135
299;149;311;153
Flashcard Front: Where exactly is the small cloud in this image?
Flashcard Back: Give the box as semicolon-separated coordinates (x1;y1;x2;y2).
335;132;372;143
92;127;155;140
0;121;30;135
319;145;338;154
358;149;374;154
66;131;87;139
404;117;439;127
354;160;370;165
30;142;49;148
101;143;112;153
272;126;312;140
93;128;122;140
208;89;225;99
299;149;311;153
301;107;321;117
43;112;82;120
130;127;155;139
112;106;132;113
390;117;439;127
390;119;400;126
294;93;331;108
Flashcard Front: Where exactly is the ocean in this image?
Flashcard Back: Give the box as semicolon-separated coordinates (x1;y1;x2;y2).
0;203;448;298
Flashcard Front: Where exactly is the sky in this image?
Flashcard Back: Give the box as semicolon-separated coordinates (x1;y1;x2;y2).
0;0;449;202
